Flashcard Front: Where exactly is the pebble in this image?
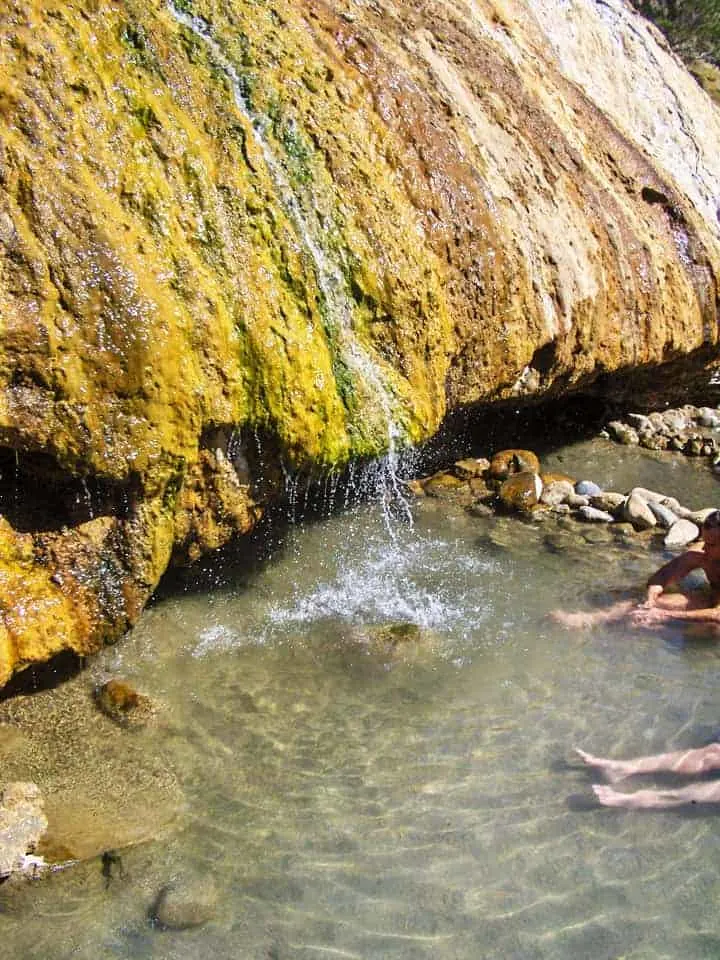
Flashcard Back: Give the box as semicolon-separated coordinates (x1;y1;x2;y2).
690;507;718;525
578;505;614;523
623;492;656;530
453;458;490;479
94;679;154;728
607;421;639;445
590;492;626;514
629;486;668;504
647;500;678;529
540;479;573;506
575;480;602;497
664;519;700;549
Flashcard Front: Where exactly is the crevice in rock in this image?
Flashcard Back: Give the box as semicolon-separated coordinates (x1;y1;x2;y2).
0;650;85;703
0;448;136;534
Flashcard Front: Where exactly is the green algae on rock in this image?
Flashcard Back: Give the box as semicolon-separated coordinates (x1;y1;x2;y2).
0;0;719;685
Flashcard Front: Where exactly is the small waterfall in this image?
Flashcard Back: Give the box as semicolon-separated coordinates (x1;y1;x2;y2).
168;3;413;530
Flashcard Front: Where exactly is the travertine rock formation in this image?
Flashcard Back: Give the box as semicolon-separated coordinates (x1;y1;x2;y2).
0;0;718;685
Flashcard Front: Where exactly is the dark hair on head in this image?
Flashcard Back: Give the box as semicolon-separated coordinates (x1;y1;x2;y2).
702;510;720;529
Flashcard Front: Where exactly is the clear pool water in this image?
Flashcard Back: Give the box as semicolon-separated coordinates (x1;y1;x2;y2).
3;439;720;959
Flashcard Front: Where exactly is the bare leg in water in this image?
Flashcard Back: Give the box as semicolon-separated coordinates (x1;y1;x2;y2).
576;743;720;808
551;591;704;630
592;780;720;809
550;600;635;629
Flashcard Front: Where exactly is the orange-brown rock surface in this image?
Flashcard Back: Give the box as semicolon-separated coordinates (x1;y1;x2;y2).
0;0;719;685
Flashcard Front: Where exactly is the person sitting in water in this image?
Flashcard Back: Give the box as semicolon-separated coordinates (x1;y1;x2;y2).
552;509;720;630
575;743;720;809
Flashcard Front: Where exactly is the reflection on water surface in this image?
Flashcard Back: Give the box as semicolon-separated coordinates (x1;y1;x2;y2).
3;440;720;959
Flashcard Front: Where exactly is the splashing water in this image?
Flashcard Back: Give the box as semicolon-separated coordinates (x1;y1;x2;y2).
192;506;498;658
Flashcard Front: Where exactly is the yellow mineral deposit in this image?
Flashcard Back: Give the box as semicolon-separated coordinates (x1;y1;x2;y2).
0;0;718;684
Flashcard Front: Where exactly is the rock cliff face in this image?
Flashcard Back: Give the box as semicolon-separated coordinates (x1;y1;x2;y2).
0;0;719;686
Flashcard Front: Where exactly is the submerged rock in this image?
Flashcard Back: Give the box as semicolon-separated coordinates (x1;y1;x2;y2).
0;679;184;867
150;874;219;931
94;680;155;728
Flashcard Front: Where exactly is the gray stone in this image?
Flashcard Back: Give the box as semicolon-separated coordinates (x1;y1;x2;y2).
590;492;626;514
575;480;602;497
662;409;691;433
453;457;490;479
623;492;656;530
647;411;667;430
540;479;574;506
0;782;48;880
578;505;615;523
647;500;678;529
607;422;639;445
628;486;668;504
698;407;720;428
627;412;651;430
567;492;590;508
640;434;669;450
662;497;693;519
664;519;700;550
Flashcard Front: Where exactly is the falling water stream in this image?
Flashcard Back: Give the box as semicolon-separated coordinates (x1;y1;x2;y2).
3;437;720;958
169;2;405;458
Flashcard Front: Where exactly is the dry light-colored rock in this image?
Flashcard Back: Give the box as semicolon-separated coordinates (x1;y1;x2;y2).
0;782;47;880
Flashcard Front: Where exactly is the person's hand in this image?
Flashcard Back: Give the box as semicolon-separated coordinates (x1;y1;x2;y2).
641;586;664;609
631;605;670;627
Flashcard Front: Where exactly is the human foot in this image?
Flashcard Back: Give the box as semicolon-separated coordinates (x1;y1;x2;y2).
575;748;632;783
591;784;661;809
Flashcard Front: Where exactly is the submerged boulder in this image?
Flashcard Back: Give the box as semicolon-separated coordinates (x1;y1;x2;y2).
0;0;720;685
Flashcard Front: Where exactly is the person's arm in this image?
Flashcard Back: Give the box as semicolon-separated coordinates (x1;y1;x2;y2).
643;604;720;624
643;583;665;606
642;551;701;605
